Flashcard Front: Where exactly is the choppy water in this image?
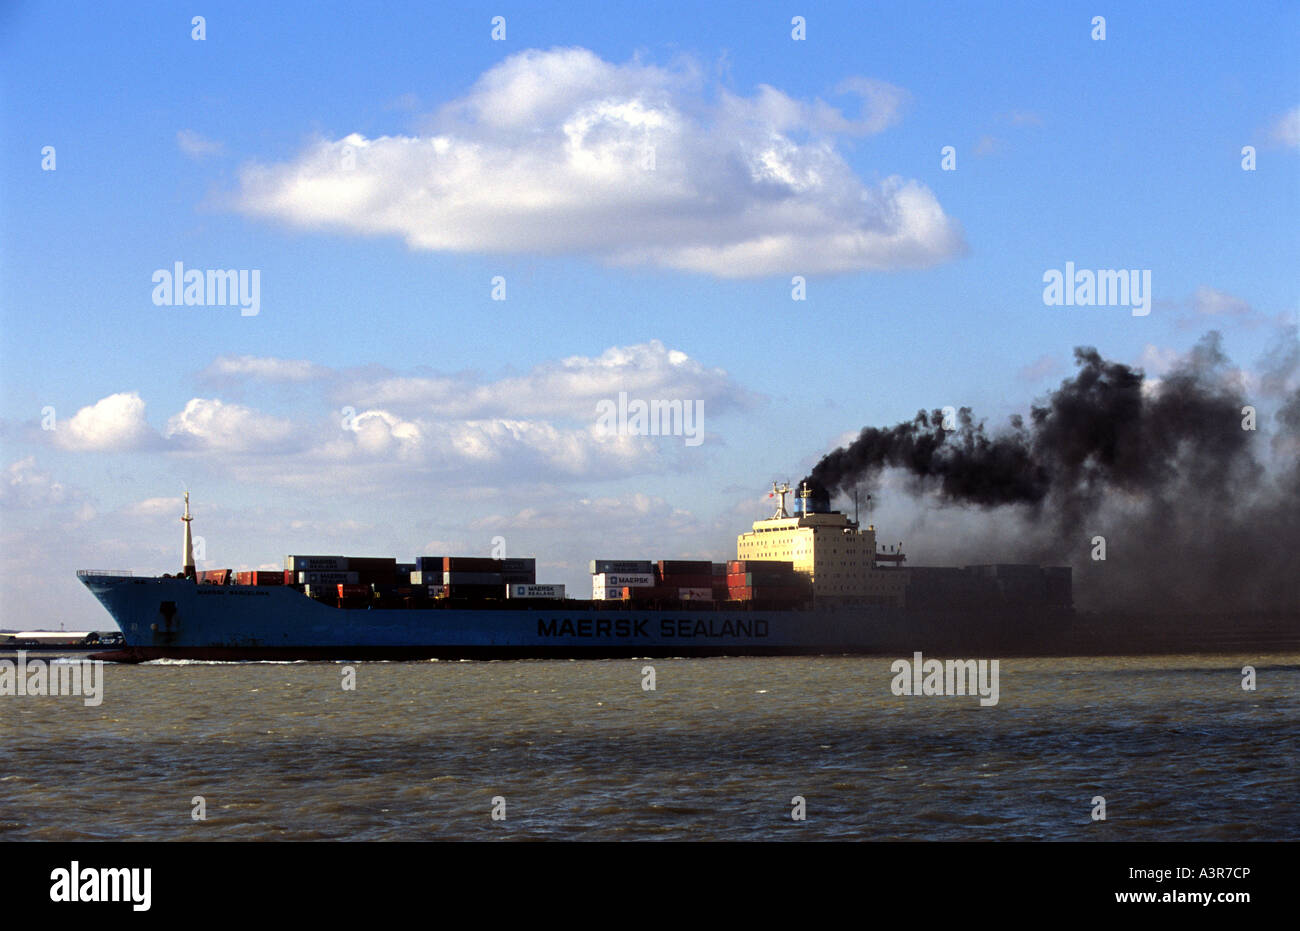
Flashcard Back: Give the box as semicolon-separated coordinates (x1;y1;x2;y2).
1;654;1296;840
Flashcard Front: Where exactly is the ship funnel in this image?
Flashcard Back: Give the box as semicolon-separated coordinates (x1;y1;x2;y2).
794;481;832;515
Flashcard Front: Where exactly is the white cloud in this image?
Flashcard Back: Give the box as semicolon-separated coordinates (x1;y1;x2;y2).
340;340;754;418
316;409;662;479
1138;344;1183;378
234;47;963;277
177;129;224;158
124;496;183;517
0;457;74;509
164;398;299;452
56;391;157;451
201;355;330;383
1269;105;1300;149
53;342;747;487
1190;285;1251;319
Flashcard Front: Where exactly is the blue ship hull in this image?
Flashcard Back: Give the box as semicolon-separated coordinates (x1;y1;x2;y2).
79;574;911;662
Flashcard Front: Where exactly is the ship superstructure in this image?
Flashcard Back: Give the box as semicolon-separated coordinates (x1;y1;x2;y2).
737;481;907;605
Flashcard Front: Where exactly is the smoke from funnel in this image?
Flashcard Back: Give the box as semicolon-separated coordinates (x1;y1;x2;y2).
801;332;1300;611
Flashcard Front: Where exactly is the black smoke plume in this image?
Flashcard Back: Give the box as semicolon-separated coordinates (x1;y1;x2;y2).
802;332;1300;611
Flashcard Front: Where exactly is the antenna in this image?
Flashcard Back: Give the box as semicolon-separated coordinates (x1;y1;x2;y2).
770;481;792;519
181;490;196;580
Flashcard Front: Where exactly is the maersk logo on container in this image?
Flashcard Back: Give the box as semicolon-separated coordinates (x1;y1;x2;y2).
595;392;703;447
151;262;260;316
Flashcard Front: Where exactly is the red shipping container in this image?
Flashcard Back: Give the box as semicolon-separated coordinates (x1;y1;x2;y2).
337;584;371;597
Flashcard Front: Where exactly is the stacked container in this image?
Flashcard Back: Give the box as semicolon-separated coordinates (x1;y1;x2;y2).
725;560;811;603
655;560;716;601
591;571;654;600
234;571;285;586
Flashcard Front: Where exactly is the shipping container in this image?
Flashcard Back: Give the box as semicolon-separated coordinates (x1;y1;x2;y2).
657;560;713;576
727;571;804;588
346;557;397;573
197;569;230;585
727;559;799;574
501;558;536;573
442;583;503;599
443;557;499;572
337;584;371;598
725;585;809;602
593;572;655;588
589;559;654;575
297;571;359;585
235;570;283;586
414;556;447;571
506;583;565;600
656;573;714;587
285;555;348;572
443;571;504;585
678;587;713;601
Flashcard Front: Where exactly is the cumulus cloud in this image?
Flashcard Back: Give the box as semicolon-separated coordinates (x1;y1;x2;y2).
339;339;754;418
53;342;745;486
56;391;157;451
0;457;77;509
313;409;664;481
234;47;963;277
164;398;300;452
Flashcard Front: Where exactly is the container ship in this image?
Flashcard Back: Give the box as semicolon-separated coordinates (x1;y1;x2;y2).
79;485;1084;663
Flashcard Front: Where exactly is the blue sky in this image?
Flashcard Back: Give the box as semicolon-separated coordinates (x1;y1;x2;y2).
1;1;1297;626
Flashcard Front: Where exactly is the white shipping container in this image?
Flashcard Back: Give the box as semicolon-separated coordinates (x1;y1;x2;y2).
506;583;565;600
297;571;359;585
595;572;655;588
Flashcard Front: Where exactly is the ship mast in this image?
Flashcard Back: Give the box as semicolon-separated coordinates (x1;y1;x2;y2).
181;491;195;580
770;481;792;519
